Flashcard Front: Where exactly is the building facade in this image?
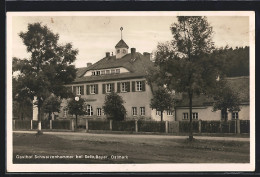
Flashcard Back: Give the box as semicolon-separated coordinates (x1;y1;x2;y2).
58;38;175;121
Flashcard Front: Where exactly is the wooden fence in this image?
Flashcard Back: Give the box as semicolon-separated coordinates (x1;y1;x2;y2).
13;119;250;134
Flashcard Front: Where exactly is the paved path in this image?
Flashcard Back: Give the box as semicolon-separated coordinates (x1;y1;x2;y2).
13;130;250;142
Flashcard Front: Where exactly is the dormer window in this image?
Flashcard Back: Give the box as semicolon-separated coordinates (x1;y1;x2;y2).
111;69;115;74
92;71;96;76
116;69;120;74
101;70;105;75
106;70;110;75
96;71;101;75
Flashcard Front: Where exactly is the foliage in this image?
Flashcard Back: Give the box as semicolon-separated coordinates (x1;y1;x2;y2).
210;46;249;77
103;92;126;121
67;97;85;127
154;16;217;140
42;95;61;120
13;23;78;126
212;81;241;114
150;87;175;121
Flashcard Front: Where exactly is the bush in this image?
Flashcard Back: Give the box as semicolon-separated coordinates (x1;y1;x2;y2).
41;120;50;129
138;121;165;133
14;120;30;130
112;120;135;131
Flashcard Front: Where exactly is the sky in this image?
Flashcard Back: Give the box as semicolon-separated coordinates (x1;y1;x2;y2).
11;14;249;68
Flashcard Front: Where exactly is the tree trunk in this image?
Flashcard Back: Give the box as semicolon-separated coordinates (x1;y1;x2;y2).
161;111;163;122
75;114;78;129
189;92;193;141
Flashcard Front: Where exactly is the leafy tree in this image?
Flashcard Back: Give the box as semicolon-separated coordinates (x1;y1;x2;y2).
212;81;241;121
42;95;61;120
13;23;78;133
103;92;126;121
154;16;218;141
150;87;175;121
67;97;85;128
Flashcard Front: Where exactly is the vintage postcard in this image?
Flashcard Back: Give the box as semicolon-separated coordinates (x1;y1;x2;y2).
6;11;255;172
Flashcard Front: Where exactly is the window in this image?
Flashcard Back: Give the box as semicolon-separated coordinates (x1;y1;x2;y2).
156;111;161;116
221;110;228;120
111;69;115;74
86;105;93;116
136;81;142;91
77;86;82;95
96;71;101;75
121;82;126;92
92;71;96;76
116;69;120;74
140;107;145;116
106;84;112;93
64;110;67;117
192;112;198;120
167;110;173;115
132;107;137;116
106;70;110;75
101;70;105;75
97;108;102;116
232;112;239;119
117;49;120;54
183;113;188;120
90;85;96;94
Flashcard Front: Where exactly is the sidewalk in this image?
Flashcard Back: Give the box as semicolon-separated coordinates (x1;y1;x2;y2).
13;130;250;142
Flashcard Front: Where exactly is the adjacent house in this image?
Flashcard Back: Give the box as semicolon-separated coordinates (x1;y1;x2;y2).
175;76;250;121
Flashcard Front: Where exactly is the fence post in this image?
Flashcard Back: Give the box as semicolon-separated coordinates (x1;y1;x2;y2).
13;120;15;130
235;120;237;133
85;119;88;132
199;120;202;133
71;119;74;131
176;121;179;133
219;121;222;133
38;121;41;131
50;120;52;130
135;120;138;133
237;119;240;134
110;120;113;131
31;120;33;130
165;121;168;133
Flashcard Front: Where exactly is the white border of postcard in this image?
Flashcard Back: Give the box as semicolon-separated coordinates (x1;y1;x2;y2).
6;11;255;172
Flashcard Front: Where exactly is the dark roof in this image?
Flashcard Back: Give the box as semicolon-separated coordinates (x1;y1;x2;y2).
115;40;129;49
176;76;249;107
73;52;154;83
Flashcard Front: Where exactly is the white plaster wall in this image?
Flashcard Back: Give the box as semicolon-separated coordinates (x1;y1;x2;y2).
151;109;175;121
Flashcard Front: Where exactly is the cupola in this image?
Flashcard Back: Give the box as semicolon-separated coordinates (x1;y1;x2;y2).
115;27;129;59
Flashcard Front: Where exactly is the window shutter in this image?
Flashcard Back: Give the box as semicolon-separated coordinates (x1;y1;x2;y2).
86;85;90;95
127;82;130;92
142;81;146;91
95;84;98;94
80;85;84;95
73;86;77;95
102;84;105;94
111;83;115;92
132;81;135;92
117;82;120;93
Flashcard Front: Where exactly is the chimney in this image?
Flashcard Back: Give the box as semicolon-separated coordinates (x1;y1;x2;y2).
131;48;136;59
106;52;110;57
143;52;150;58
87;63;92;67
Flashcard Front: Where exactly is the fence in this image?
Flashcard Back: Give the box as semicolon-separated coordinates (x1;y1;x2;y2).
13;119;250;134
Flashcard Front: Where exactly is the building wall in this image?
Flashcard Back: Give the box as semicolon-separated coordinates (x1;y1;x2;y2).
151;109;175;121
59;77;154;120
176;105;250;121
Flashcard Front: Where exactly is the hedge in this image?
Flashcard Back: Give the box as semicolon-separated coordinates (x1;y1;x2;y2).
52;120;70;130
112;120;135;131
201;121;221;133
179;121;199;133
138;121;165;133
88;120;110;130
14;120;31;130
